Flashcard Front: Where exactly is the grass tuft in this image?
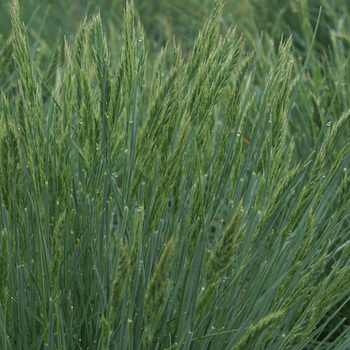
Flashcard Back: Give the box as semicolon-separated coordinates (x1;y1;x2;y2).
0;0;349;348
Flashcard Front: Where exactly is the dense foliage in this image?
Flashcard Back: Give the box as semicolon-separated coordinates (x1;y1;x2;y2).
0;0;349;349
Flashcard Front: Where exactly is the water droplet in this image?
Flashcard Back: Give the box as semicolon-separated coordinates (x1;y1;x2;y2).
106;115;109;119
290;58;294;63
79;120;83;125
96;147;99;150
268;119;272;123
326;121;331;127
129;120;133;124
343;168;347;172
112;172;118;178
138;37;143;42
236;131;241;136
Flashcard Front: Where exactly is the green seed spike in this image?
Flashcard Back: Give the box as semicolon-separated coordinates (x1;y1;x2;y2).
49;211;66;288
110;239;130;317
0;228;9;311
207;208;244;283
231;310;286;350
144;235;175;333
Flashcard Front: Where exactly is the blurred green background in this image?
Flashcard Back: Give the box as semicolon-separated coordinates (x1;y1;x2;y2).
1;0;349;56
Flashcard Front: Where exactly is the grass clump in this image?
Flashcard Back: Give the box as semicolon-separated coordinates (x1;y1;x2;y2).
0;0;349;349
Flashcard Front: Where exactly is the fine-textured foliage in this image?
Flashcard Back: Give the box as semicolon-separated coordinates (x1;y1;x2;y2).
0;0;349;349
